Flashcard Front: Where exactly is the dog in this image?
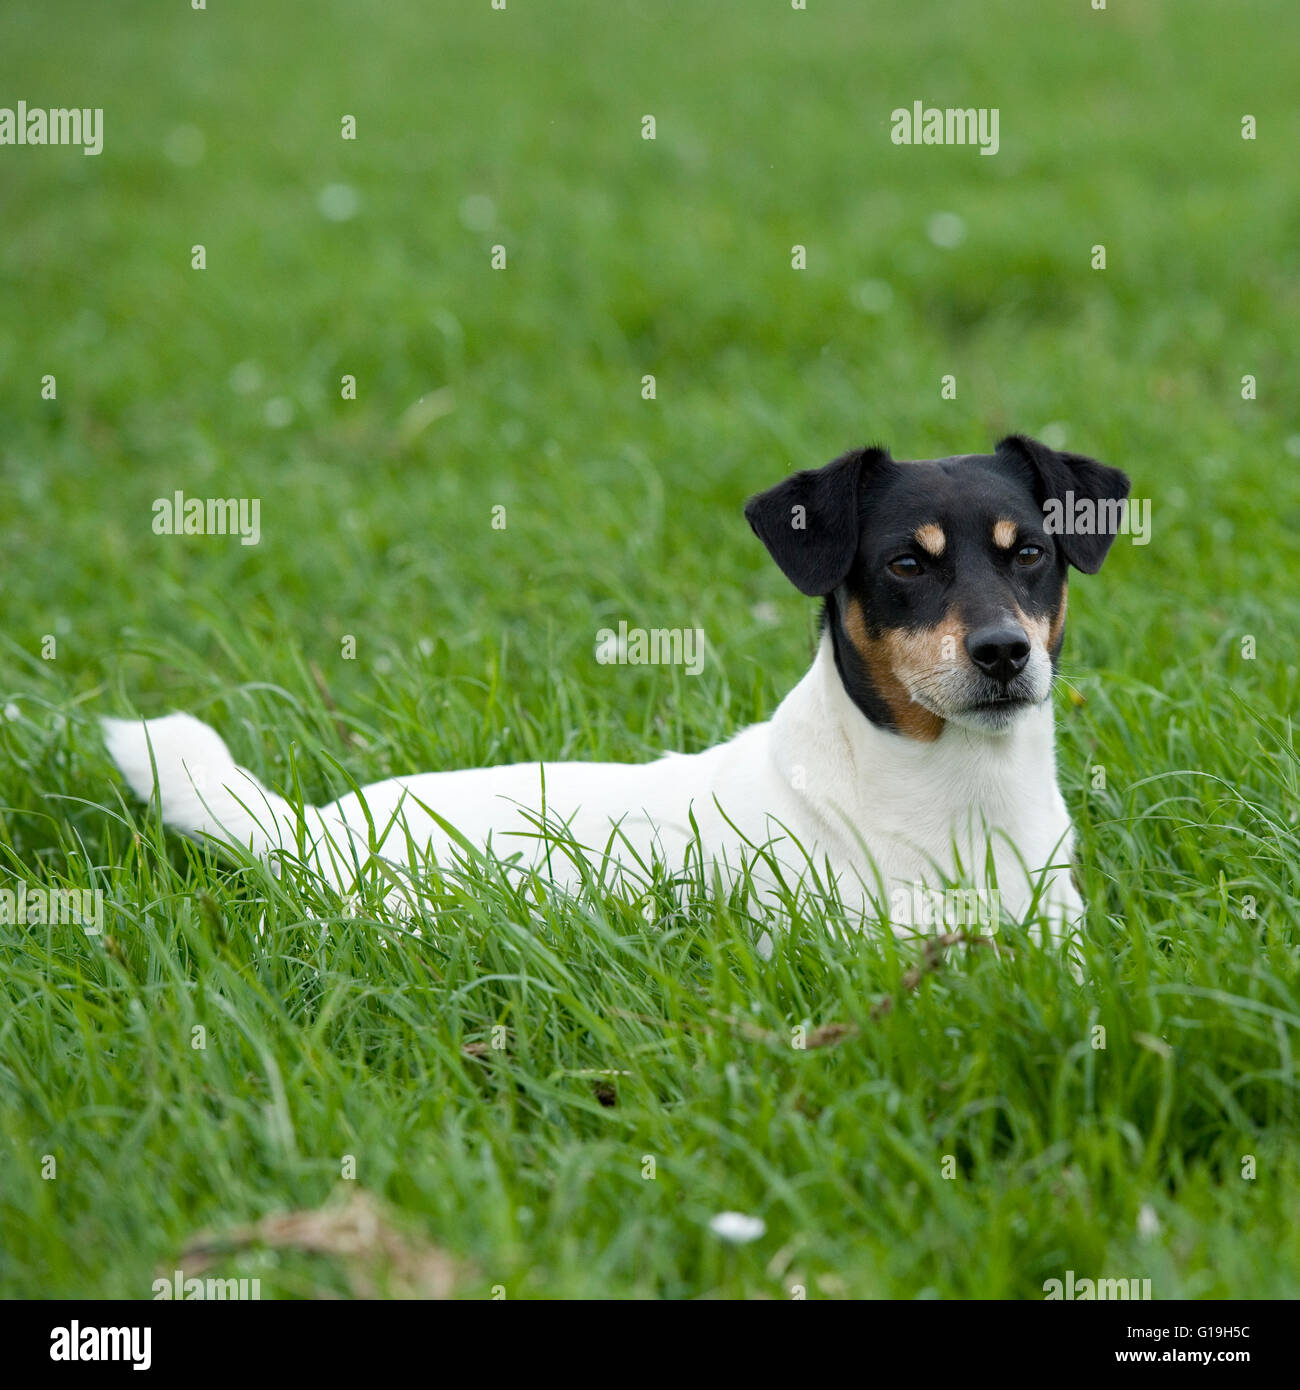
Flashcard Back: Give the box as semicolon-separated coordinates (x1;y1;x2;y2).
103;433;1129;946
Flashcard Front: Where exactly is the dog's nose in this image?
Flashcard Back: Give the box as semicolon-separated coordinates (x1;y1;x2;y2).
966;625;1031;684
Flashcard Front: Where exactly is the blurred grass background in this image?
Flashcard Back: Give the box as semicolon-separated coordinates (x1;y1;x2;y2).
0;0;1298;1299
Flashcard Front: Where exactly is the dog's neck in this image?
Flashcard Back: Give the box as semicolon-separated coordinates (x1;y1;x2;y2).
770;629;1062;828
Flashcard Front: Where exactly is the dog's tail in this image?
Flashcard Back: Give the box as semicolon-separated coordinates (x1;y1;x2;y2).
102;713;309;865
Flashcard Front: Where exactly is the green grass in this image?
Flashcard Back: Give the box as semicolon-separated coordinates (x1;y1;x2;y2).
1;0;1299;1298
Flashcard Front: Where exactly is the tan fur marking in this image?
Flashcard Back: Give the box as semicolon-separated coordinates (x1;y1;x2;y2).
915;524;946;557
843;599;952;742
992;518;1018;549
1015;604;1052;650
1013;585;1069;654
1048;583;1068;651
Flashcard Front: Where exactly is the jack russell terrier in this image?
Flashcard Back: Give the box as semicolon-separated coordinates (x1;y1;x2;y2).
104;433;1129;946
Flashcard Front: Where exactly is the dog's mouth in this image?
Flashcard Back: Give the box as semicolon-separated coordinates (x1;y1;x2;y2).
951;679;1045;727
963;691;1035;712
907;683;1041;729
899;658;1051;733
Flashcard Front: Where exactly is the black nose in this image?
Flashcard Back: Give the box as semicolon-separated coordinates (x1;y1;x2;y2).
966;625;1031;684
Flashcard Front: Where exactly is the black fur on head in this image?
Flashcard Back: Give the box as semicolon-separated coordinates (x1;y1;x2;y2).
743;445;892;596
745;437;1130;740
995;434;1131;574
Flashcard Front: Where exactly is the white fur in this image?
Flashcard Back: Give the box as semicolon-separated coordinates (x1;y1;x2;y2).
102;630;1083;944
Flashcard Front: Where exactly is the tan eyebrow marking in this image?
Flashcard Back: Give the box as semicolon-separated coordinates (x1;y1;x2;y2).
992;519;1018;549
915;524;946;556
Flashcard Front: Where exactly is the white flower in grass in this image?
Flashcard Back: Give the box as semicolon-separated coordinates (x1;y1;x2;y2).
229;360;263;395
1039;421;1069;450
163;124;206;167
708;1211;765;1244
458;194;496;232
264;396;295;429
1137;1203;1160;1240
926;211;966;249
750;601;780;626
851;279;894;314
317;183;360;222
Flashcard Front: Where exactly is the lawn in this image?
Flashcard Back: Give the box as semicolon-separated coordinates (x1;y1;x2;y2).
1;0;1298;1299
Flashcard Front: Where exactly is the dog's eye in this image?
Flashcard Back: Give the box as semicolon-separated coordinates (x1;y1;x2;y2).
1014;545;1043;568
888;556;922;578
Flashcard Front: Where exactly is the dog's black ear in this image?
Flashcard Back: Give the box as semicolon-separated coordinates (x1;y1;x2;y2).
744;447;889;596
996;434;1131;574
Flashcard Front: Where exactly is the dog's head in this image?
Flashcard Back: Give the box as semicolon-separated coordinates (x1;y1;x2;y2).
745;435;1130;739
